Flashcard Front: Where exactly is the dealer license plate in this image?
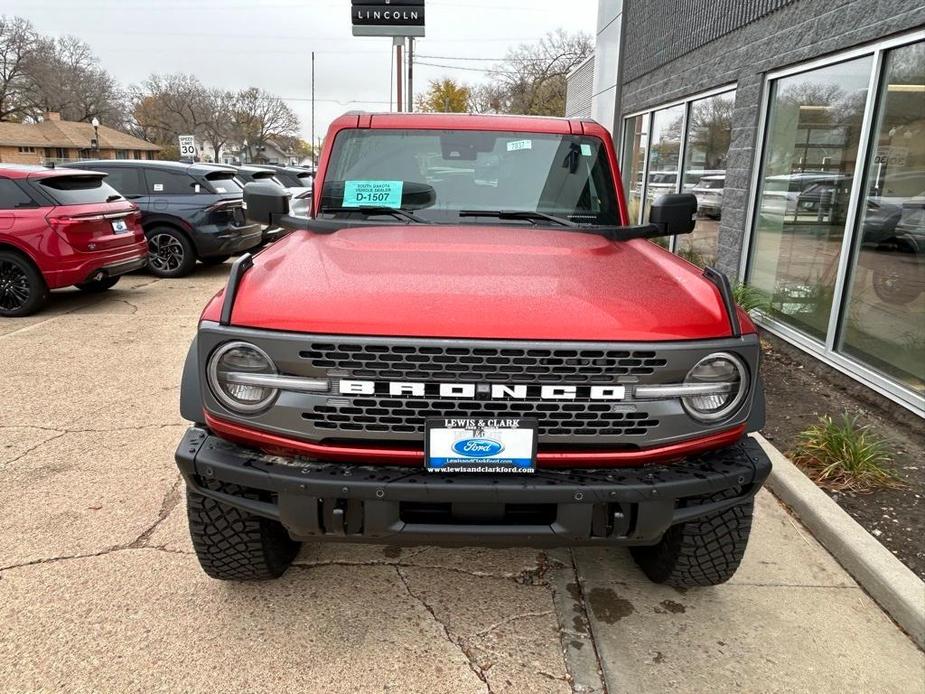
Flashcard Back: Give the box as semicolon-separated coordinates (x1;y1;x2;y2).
111;219;129;234
425;418;537;473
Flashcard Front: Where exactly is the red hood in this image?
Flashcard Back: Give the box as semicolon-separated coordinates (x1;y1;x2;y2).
205;225;743;341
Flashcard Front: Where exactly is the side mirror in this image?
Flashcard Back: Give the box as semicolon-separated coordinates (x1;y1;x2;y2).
648;193;697;236
244;181;290;226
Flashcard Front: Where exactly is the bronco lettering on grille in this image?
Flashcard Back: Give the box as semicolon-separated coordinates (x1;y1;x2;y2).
339;380;626;400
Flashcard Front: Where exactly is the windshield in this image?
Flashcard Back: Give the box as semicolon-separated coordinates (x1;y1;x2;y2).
322;129;621;226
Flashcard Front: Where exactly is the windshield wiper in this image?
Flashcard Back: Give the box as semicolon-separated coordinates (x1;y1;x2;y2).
458;209;578;228
106;194;123;202
321;205;425;223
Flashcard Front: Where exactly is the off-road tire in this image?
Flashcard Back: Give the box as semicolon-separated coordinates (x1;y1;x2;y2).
0;250;48;317
187;482;300;581
76;276;120;293
631;488;753;587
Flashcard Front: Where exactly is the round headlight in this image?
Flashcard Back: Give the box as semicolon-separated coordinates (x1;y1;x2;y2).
682;352;748;423
207;341;278;413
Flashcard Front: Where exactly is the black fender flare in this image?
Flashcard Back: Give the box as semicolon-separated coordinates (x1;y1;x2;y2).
746;375;766;433
180;335;204;423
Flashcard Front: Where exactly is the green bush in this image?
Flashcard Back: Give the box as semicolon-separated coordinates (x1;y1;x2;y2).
791;414;902;493
732;283;769;314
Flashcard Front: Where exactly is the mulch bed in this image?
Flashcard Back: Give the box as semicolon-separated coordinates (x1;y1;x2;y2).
758;331;925;580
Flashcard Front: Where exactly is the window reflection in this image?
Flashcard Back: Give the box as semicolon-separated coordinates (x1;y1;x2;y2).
621;113;648;224
680;91;735;266
839;40;925;394
748;56;872;340
645;104;685;247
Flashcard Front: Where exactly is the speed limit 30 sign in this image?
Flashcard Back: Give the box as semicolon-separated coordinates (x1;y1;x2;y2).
178;135;197;158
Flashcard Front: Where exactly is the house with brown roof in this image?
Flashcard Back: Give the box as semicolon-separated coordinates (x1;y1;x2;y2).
0;112;160;165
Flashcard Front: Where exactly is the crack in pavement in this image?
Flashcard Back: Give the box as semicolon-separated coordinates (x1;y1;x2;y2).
568;550;609;694
1;431;69;467
0;474;184;574
472;610;555;638
394;565;494;694
293;558;543;583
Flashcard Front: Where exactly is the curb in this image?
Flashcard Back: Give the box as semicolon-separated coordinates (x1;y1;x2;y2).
753;433;925;650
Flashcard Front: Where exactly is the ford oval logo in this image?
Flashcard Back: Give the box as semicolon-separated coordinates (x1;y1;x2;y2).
452;438;504;457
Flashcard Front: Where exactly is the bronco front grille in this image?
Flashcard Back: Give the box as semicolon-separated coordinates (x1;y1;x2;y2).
299;343;668;383
197;325;761;449
302;397;659;440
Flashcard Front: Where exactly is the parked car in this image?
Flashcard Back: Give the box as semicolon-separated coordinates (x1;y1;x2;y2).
260;164;314;190
691;174;725;218
66;160;262;277
174;112;771;587
229;165;290;244
256;164;314;219
0;164;148;317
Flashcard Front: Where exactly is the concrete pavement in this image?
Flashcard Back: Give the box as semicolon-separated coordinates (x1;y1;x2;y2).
0;266;922;693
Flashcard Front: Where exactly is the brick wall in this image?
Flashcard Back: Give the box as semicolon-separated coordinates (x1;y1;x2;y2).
0;147;43;165
618;0;925;276
566;56;595;118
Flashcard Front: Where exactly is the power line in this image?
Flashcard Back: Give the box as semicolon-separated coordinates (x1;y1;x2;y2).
414;61;494;73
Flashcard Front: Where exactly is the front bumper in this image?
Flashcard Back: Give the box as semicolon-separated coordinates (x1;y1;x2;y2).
175;427;772;547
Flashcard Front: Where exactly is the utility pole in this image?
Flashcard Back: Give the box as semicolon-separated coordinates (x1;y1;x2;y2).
406;36;414;112
394;36;404;112
311;51;315;166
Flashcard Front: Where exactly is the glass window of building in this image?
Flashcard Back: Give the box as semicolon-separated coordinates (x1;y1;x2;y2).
644;104;685;246
747;56;873;341
838;40;925;396
679;91;736;266
621;113;648;224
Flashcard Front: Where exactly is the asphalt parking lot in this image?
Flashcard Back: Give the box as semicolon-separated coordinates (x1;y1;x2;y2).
1;267;922;693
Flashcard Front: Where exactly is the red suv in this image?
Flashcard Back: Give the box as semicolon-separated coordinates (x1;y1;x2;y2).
0;165;148;317
176;113;770;587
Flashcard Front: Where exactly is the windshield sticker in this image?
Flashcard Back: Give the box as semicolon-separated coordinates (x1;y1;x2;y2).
214;186;227;193
506;139;532;152
194;184;201;193
343;180;404;208
153;183;163;192
580;144;593;157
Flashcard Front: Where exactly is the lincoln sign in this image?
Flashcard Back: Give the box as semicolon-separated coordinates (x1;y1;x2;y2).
351;0;425;37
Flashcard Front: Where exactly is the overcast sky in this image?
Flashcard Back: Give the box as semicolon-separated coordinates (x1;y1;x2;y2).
3;0;597;143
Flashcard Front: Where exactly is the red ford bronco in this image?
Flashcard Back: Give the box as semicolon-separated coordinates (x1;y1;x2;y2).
175;112;771;585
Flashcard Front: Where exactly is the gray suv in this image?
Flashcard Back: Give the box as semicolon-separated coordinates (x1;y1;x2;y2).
67;160;262;277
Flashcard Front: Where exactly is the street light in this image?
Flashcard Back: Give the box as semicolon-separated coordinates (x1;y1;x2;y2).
90;117;100;153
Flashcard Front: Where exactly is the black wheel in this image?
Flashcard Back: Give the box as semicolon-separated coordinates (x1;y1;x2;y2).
146;227;195;278
631;489;753;587
187;482;300;581
199;255;231;266
0;250;48;317
75;276;120;293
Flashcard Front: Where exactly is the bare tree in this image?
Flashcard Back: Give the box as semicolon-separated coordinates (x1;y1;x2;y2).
233;87;300;162
24;34;123;125
199;88;237;161
0;16;37;121
487;30;593;116
130;73;208;147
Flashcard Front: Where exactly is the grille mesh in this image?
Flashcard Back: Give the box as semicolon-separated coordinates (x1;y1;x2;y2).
302;398;659;440
300;343;668;383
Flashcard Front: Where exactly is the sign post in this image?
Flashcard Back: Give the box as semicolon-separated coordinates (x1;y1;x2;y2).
178;135;197;160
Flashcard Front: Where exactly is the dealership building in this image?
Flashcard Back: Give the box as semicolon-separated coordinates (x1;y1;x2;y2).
567;0;925;415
